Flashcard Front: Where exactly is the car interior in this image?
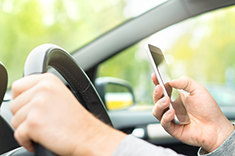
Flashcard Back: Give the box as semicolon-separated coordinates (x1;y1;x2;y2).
1;0;235;155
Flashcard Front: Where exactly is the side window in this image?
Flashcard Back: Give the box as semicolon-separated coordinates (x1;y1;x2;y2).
97;5;235;107
97;45;154;105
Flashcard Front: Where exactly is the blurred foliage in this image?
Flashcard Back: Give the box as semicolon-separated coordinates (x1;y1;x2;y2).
98;5;235;105
166;5;235;85
0;0;127;87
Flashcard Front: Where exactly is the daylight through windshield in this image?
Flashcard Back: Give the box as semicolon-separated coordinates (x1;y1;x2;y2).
0;0;167;87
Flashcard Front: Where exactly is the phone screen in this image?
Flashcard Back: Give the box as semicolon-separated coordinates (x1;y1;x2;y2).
147;44;190;124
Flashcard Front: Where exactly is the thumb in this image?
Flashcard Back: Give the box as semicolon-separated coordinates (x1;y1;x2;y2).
169;75;204;94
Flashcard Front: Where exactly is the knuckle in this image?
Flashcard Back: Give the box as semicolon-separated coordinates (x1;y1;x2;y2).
14;128;26;143
152;109;158;120
14;130;20;141
152;107;157;117
201;85;208;92
11;117;16;128
11;81;20;94
180;75;191;90
37;74;61;93
10;101;16;114
39;82;52;91
27;115;40;128
42;73;59;82
180;75;189;81
27;119;37;128
31;98;44;109
152;104;161;120
36;81;54;94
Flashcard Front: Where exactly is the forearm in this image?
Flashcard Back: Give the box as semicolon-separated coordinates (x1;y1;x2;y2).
112;135;185;156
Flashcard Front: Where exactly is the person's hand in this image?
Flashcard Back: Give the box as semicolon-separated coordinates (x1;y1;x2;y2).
151;73;234;153
10;73;126;156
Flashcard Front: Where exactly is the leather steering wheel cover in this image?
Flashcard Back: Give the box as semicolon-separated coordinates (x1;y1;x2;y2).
24;44;112;126
0;61;7;105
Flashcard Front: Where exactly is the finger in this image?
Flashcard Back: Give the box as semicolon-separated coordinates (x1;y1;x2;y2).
169;75;203;94
161;108;177;134
151;73;159;85
11;74;42;99
153;85;164;104
14;121;35;153
11;103;31;129
152;96;170;121
10;87;36;115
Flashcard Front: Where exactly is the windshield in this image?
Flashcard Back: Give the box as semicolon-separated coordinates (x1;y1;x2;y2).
0;0;167;88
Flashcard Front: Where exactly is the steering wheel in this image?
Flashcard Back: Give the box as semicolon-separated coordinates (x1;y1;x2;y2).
0;61;7;105
2;44;112;156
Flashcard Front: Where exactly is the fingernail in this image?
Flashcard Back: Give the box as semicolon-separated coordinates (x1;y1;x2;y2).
166;109;172;115
170;79;177;84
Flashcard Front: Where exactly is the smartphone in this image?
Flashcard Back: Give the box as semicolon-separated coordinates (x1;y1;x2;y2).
145;44;190;124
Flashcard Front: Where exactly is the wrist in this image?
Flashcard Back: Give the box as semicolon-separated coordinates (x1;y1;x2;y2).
203;121;235;153
73;115;126;156
96;126;127;156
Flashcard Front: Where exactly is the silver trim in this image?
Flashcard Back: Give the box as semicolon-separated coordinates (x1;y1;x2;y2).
5;147;24;156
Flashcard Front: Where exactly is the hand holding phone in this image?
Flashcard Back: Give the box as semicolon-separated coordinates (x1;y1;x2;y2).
145;44;190;124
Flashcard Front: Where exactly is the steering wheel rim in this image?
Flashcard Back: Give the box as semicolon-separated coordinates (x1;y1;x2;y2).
0;61;7;105
21;44;112;156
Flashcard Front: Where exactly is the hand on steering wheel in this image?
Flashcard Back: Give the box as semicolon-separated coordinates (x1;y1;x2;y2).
10;44;114;156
